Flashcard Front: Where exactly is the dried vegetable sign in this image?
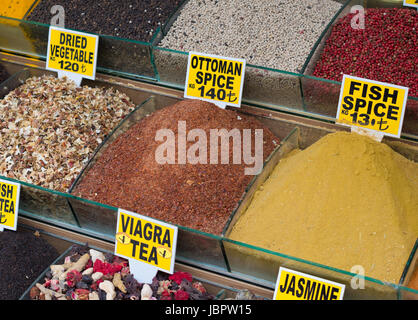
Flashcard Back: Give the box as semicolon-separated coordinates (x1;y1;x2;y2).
403;0;418;8
336;75;409;138
273;267;345;300
0;179;20;232
115;209;178;283
46;26;99;85
185;52;246;109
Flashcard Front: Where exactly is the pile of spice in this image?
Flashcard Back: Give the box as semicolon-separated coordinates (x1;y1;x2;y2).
0;229;59;300
0;75;135;192
27;0;182;42
73;99;279;234
28;244;213;300
312;8;418;97
0;64;10;84
159;0;343;73
229;131;418;284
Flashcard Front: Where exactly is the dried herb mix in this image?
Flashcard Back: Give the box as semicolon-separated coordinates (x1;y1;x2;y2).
73;99;279;234
0;75;135;192
0;229;59;300
28;244;214;300
229;131;418;284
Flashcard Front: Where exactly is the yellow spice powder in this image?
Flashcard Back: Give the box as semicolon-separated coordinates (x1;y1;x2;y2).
229;131;418;284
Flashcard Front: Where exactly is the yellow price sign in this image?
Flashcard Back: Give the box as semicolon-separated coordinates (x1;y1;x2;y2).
403;0;418;8
273;267;345;300
46;26;99;80
0;179;20;231
185;52;246;108
114;209;178;273
336;75;409;138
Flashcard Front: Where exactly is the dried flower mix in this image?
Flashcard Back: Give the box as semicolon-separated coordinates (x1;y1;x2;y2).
229;131;418;284
29;244;214;300
0;75;135;192
73;99;279;234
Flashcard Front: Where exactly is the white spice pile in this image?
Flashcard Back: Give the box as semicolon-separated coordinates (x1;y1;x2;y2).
0;75;135;192
160;0;343;72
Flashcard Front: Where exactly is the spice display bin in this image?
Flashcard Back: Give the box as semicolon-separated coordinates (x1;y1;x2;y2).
301;0;418;139
222;122;418;299
0;60;26;98
0;14;157;81
67;93;299;273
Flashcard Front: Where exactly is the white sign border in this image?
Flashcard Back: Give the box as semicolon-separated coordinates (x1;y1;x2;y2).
184;51;246;108
114;208;178;274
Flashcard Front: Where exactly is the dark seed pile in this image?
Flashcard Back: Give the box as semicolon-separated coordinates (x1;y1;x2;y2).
27;0;182;42
0;229;59;300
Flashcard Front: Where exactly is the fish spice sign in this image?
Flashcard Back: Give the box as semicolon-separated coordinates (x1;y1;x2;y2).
185;52;246;108
115;209;178;273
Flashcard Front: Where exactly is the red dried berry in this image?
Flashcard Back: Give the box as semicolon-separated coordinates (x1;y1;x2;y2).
313;8;417;97
169;271;193;285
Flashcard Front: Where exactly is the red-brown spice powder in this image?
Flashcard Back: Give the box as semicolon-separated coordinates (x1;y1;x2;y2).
73;99;279;234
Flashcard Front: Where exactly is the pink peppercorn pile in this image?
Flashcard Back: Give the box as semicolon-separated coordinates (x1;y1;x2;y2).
312;8;418;97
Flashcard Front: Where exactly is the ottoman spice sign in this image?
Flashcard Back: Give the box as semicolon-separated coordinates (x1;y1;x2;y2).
114;209;178;284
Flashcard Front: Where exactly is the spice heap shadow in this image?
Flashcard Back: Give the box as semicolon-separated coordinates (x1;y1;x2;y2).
0;229;59;300
27;0;182;42
0;75;135;192
73;99;279;234
159;0;343;73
